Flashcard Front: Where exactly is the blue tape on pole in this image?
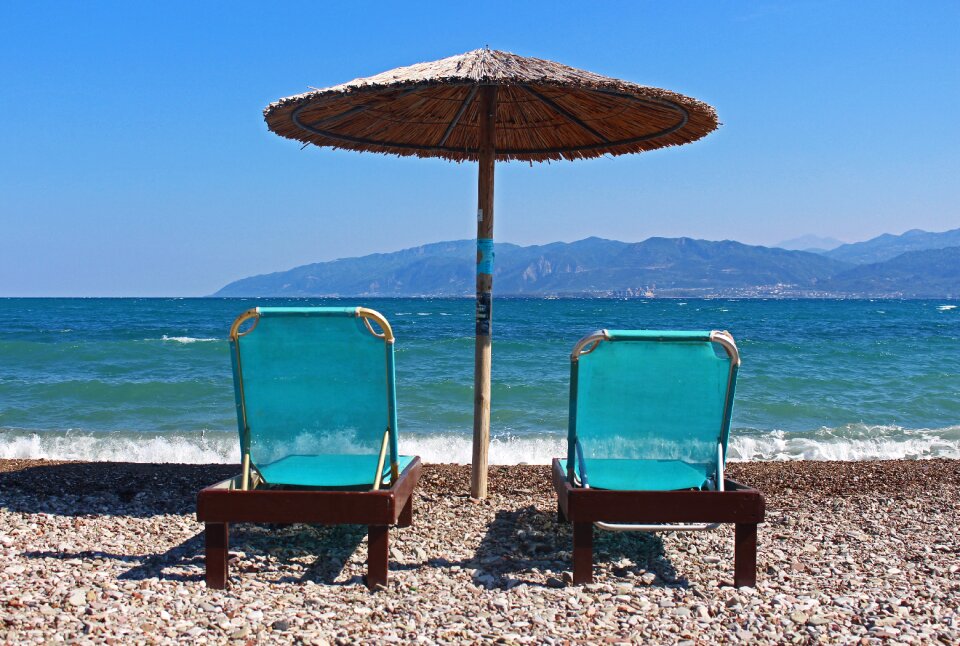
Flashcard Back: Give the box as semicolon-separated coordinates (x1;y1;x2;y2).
477;238;494;275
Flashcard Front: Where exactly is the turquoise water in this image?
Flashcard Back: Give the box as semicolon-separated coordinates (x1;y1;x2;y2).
0;298;958;463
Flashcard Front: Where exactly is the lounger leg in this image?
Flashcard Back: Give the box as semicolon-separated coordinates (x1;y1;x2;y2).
397;496;413;528
557;501;567;523
205;522;229;589
734;523;758;588
572;522;593;584
366;525;389;590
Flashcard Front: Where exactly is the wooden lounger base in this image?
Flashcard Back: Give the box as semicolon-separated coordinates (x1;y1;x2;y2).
552;459;765;588
196;457;422;591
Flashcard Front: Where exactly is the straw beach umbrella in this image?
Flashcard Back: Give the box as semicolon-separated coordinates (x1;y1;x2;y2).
263;49;718;498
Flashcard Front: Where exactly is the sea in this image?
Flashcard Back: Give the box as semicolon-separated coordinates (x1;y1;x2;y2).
1;298;958;465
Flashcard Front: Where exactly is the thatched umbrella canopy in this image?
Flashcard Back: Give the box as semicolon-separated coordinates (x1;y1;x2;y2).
264;48;717;162
264;49;719;497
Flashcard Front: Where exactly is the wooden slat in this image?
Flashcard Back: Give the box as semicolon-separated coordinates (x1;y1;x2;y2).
390;458;421;522
197;457;422;525
551;459;765;524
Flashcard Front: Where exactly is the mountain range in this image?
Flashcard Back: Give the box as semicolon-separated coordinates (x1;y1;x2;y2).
820;228;960;264
216;228;960;298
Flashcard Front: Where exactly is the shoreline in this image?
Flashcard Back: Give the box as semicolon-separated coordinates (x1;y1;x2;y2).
1;458;958;642
4;426;959;465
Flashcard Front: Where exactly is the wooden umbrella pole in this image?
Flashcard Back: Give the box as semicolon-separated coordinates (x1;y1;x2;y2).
471;85;497;499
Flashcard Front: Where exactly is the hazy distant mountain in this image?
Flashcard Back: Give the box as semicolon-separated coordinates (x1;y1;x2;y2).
775;234;845;252
215;240;488;297
215;237;851;297
821;246;960;297
825;228;960;264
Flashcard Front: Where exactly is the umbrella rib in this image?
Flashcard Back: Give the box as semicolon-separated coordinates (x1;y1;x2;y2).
591;87;692;123
292;86;423;130
519;84;610;144
437;85;480;147
284;87;693;157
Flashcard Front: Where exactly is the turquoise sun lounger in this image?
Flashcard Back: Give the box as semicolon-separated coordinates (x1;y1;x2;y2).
229;306;415;490
552;329;765;587
561;329;738;493
197;306;422;590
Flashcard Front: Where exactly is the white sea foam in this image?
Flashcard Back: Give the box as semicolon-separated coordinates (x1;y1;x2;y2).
0;430;566;465
937;304;957;311
2;425;958;465
727;425;960;462
0;430;238;463
159;335;219;344
407;428;960;464
402;435;567;465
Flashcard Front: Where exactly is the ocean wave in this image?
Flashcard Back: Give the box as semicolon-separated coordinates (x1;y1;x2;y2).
2;424;958;465
0;429;564;465
727;424;960;461
159;335;220;344
937;305;957;311
402;427;960;464
404;434;567;465
0;429;237;464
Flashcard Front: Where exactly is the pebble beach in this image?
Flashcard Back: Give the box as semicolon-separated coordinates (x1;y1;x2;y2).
1;458;958;644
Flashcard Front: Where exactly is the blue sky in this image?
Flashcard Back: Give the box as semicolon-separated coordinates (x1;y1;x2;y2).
1;1;957;296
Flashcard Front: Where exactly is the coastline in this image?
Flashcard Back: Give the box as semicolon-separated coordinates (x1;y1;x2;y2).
1;458;957;643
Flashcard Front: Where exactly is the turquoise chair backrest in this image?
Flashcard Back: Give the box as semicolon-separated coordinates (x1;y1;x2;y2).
229;307;397;475
569;330;738;483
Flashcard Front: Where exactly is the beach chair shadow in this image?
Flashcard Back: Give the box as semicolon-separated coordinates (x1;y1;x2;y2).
22;532;207;583
21;522;370;585
457;505;685;590
222;523;369;585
